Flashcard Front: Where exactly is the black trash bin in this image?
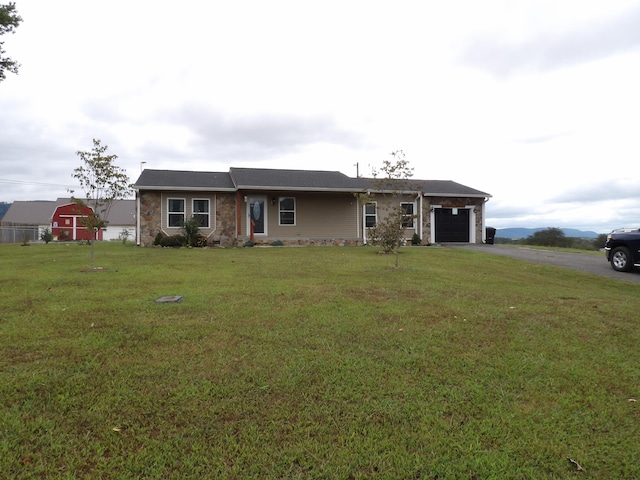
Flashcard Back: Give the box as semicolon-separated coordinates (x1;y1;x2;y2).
485;227;496;245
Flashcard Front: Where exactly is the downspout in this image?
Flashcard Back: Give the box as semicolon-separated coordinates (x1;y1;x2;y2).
136;190;141;246
418;193;423;242
482;196;490;243
355;194;360;244
362;199;367;245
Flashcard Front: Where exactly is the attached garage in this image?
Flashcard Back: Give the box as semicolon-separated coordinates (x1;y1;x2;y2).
434;207;471;243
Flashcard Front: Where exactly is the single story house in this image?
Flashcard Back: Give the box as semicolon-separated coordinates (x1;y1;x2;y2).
133;167;491;247
0;198;135;243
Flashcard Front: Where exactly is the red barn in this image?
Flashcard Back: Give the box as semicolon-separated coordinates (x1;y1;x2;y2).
51;203;103;241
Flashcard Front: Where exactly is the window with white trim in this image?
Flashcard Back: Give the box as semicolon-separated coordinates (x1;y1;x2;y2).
168;198;185;227
279;197;296;225
365;202;377;228
401;202;415;228
192;199;210;228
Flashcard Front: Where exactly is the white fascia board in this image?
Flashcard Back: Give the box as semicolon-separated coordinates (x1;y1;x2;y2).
134;186;236;192
422;192;492;198
236;186;358;193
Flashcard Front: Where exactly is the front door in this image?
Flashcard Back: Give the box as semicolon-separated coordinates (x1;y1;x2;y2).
248;197;266;236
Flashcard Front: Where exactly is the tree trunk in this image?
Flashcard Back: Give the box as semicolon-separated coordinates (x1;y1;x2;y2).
90;229;96;269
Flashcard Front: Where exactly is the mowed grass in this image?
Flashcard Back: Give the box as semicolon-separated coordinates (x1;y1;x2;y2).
1;243;639;479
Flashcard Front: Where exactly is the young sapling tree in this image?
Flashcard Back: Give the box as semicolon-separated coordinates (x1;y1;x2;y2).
359;150;418;267
71;139;133;268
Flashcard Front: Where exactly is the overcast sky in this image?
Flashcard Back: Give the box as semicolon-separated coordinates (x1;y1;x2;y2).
1;1;639;233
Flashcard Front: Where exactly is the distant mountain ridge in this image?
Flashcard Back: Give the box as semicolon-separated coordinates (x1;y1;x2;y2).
496;227;600;239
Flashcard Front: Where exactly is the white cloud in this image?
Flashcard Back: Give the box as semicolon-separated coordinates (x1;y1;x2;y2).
460;5;640;77
1;0;639;233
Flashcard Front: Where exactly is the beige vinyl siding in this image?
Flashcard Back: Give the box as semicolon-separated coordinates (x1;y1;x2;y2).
161;192;216;237
261;192;358;239
368;194;419;237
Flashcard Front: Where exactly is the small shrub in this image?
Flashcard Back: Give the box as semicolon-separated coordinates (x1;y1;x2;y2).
243;240;255;248
411;233;421;245
153;232;165;246
40;228;53;244
118;228;131;244
182;217;201;247
160;235;186;248
271;240;284;246
194;235;208;248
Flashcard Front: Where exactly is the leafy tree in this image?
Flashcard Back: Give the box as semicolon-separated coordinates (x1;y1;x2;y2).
359;150;416;267
526;227;570;248
71;139;133;268
0;2;22;82
594;234;608;250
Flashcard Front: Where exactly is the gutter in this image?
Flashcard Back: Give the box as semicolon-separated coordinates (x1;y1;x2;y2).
132;185;236;192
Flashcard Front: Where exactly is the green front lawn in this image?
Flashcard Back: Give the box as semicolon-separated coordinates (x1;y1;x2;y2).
1;243;639;478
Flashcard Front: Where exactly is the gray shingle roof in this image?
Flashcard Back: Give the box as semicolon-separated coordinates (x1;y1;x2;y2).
133;168;490;198
134;169;235;190
1;201;56;225
100;200;136;225
229;167;358;191
409;179;490;197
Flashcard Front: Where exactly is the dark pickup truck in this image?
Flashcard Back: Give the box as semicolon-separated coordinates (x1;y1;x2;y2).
604;228;640;272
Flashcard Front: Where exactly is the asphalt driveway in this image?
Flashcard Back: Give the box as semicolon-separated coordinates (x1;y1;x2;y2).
449;244;640;284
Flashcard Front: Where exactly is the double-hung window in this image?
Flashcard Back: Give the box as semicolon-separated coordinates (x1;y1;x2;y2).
401;202;415;228
365;202;377;227
279;197;296;225
192;199;210;228
168;198;185;227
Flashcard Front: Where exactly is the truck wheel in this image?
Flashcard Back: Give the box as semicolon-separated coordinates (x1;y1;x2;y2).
611;246;632;272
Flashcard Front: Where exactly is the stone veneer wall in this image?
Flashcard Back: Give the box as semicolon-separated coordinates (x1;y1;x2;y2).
138;191;161;247
213;193;237;247
138;191;238;247
250;239;361;247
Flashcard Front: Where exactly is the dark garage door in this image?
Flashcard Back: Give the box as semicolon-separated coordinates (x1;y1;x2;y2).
435;208;470;242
